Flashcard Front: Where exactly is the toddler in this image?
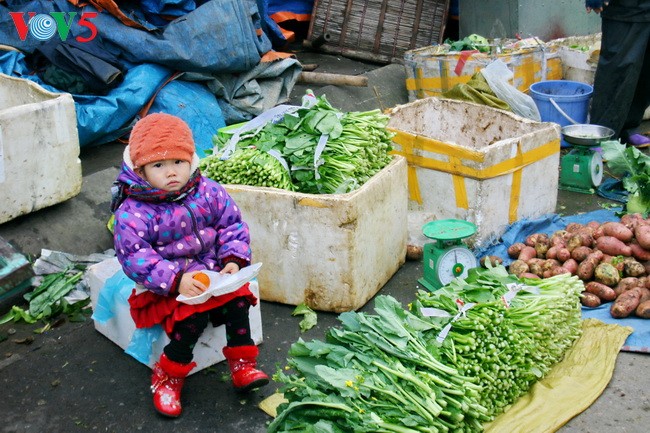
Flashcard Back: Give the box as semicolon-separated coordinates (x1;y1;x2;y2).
111;113;268;417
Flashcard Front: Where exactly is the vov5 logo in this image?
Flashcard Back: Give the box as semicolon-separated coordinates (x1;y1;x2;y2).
10;12;98;42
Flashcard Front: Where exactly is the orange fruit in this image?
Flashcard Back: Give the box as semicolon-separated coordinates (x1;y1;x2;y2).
193;272;210;287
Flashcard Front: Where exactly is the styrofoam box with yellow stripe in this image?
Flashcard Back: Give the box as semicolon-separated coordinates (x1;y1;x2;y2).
388;97;561;249
404;45;562;101
225;156;408;313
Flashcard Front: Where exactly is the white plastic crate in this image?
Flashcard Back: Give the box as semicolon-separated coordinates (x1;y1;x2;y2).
388;97;561;249
0;74;81;224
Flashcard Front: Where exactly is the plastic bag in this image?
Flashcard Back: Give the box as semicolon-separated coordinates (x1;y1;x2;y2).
480;59;541;121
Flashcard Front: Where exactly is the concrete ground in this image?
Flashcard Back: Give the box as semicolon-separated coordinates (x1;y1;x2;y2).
0;52;649;433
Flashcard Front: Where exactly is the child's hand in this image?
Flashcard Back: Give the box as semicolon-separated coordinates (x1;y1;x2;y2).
178;271;209;297
220;262;240;275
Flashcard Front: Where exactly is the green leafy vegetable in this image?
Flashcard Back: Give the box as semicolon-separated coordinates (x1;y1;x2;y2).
601;140;650;215
0;269;87;327
292;303;318;332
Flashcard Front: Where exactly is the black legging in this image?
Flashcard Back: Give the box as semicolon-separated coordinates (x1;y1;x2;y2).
163;297;253;364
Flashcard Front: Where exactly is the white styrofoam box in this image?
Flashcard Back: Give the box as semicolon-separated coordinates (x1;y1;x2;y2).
546;34;650;121
548;34;601;86
87;258;263;375
0;74;82;224
225;156;408;313
388;97;561;250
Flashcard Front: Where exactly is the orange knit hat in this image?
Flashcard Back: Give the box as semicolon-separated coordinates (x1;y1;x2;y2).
129;113;195;168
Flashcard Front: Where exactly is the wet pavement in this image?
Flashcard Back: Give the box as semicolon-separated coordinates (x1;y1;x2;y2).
1;52;649;433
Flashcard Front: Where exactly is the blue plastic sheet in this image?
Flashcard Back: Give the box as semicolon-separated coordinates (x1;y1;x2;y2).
91;266;163;364
582;304;650;353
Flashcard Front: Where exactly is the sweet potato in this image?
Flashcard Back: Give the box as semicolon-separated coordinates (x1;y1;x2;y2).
566;223;583;233
545;246;558;260
588;250;605;263
635;287;650;318
550;266;571;276
571;246;593;262
636;300;650;318
637;287;650;303
507;242;526;259
614;277;641;297
586;221;601;231
595;236;632;257
556;248;572;262
562;258;579;275
567;235;584;251
534;242;549;258
550;232;568;248
581;292;601;308
577;259;597;281
620;213;645;231
594;262;621;287
528;260;544;277
602;222;634;242
520;272;541;280
518;246;537;262
480;255;503;268
525;233;549;247
611;287;643;318
585;281;617;302
508;260;529;277
542;259;561;271
592;225;605;240
630;242;650;262
634;224;650;250
623;259;646;277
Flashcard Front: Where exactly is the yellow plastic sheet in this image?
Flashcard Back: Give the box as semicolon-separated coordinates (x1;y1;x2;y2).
484;318;633;433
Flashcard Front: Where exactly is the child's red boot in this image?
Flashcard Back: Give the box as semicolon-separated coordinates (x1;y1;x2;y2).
150;353;196;417
222;345;269;392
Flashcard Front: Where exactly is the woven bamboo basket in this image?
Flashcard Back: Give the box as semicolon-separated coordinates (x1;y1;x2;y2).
307;0;450;64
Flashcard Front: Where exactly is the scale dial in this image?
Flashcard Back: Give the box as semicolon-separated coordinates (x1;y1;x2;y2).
435;246;477;286
590;151;603;187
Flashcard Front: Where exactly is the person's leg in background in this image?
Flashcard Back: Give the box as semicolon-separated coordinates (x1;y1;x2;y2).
590;19;650;145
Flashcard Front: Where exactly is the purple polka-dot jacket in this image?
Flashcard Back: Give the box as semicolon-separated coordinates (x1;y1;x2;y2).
113;162;251;297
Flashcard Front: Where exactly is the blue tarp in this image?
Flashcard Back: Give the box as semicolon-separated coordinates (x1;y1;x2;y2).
474;208;650;353
0;0;287;149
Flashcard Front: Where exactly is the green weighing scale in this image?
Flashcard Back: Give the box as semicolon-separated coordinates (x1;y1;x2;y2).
419;219;478;291
559;124;614;194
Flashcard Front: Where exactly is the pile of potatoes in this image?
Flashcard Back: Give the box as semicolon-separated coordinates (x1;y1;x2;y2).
501;213;650;319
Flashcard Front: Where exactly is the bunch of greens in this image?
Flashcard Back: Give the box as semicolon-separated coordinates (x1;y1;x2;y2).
199;147;294;191
414;265;583;418
208;92;394;194
0;268;89;328
270;266;583;432
270;295;487;433
601;140;650;216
